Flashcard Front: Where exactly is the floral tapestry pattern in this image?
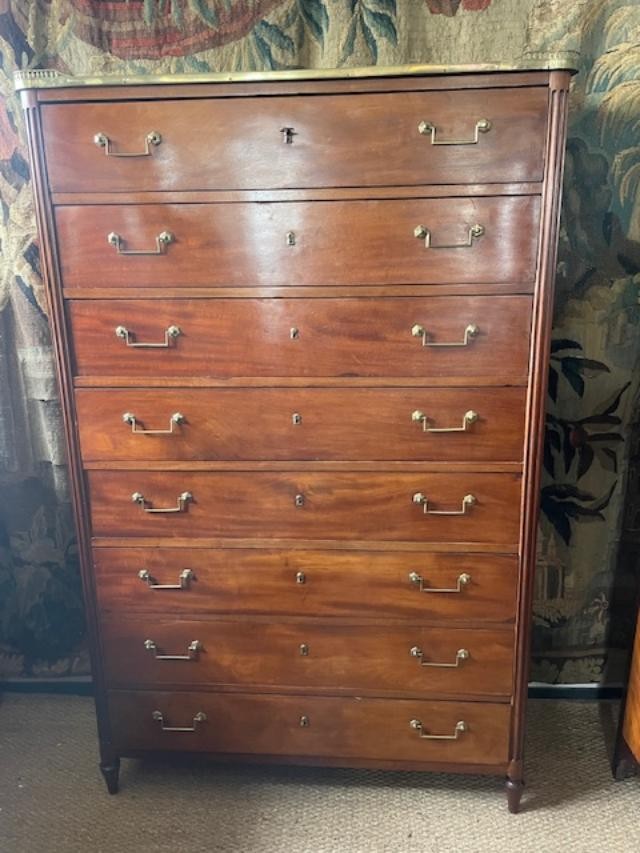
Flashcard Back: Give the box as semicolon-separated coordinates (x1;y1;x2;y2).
0;0;638;683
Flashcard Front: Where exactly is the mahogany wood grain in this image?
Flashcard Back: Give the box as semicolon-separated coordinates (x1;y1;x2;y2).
621;613;640;763
55;196;540;289
52;182;542;206
87;470;522;544
102;618;513;698
108;690;511;764
93;547;518;623
68;296;532;382
75;387;526;463
43;87;547;193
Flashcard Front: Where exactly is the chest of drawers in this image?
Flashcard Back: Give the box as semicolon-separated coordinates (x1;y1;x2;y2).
18;63;571;813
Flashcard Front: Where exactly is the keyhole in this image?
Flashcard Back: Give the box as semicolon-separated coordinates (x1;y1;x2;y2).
281;126;298;144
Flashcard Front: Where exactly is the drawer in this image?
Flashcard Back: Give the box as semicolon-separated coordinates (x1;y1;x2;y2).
102;618;513;698
76;387;526;463
55;196;540;290
43;87;548;193
94;548;518;623
87;471;521;545
109;690;510;766
69;296;532;382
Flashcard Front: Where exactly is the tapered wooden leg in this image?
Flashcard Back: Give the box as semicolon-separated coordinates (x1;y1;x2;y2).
505;777;524;813
100;757;120;794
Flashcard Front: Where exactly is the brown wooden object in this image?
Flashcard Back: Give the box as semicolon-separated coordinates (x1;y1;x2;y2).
18;65;571;811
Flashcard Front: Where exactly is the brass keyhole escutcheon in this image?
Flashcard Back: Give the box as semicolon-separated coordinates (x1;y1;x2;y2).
290;327;300;340
281;126;298;144
292;413;302;425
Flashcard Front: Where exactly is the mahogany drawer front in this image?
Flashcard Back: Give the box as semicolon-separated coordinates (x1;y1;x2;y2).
76;387;526;463
43;88;548;193
108;689;510;765
87;471;522;545
56;196;540;290
68;296;532;382
102;618;513;698
94;548;518;623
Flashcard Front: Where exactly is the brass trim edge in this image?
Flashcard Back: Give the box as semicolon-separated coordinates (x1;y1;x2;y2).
14;59;578;91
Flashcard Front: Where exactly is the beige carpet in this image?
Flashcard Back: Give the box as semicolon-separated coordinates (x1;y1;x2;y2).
1;694;639;853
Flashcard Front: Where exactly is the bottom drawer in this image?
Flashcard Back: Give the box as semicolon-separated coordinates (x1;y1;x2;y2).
109;690;510;766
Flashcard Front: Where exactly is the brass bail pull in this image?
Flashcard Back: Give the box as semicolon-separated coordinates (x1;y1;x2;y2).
94;130;162;157
410;719;468;740
131;491;192;513
408;571;471;594
144;639;202;661
414;223;484;249
412;493;476;516
418;118;491;145
410;646;470;668
115;324;181;348
411;323;478;348
107;230;174;255
152;710;207;733
412;410;478;433
123;412;185;435
138;568;194;590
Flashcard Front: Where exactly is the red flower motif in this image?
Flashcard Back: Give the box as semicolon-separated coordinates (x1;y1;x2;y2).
425;0;492;14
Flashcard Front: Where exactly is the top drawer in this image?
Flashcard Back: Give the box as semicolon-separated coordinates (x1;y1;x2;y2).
42;88;548;193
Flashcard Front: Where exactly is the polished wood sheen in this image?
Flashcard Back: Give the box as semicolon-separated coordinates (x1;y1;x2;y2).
108;690;511;764
87;470;522;544
93;548;518;623
76;387;526;462
56;196;540;289
20;67;571;808
68;296;532;382
42;87;548;193
102;618;513;697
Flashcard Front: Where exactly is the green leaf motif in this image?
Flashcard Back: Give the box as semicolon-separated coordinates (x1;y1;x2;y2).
299;0;329;44
189;0;218;27
373;0;397;13
340;15;358;63
257;20;296;54
363;7;398;45
361;17;378;61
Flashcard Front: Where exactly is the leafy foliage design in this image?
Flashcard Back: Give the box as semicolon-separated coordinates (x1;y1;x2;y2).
341;0;398;64
542;338;628;545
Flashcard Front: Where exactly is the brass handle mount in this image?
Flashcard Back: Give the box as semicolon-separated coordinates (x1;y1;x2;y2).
94;130;162;157
417;118;491;145
411;323;478;348
412;493;476;516
123;412;185;434
152;710;207;733
410;719;468;740
412;410;478;433
138;568;194;590
414;224;484;249
131;491;192;513
107;230;174;255
408;571;471;594
144;639;202;661
410;646;469;668
115;324;181;348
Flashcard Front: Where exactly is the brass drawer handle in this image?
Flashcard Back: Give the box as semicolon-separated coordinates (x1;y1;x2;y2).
410;719;468;740
411;323;478;348
412;410;478;433
94;130;162;157
412;493;476;516
408;571;471;594
414;223;484;249
138;568;194;590
410;646;469;668
123;412;185;434
418;118;491;145
152;710;207;733
144;639;202;661
107;230;174;255
115;324;181;348
131;491;192;513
